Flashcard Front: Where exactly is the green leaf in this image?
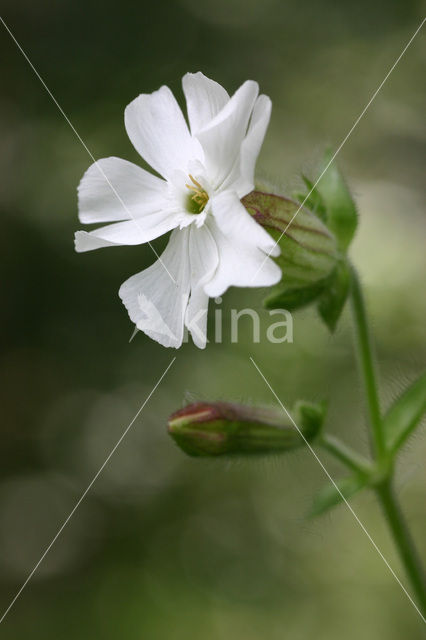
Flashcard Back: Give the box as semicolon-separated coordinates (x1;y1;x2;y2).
293;400;327;441
384;372;426;454
301;176;328;223
316;150;358;251
310;474;367;517
293;176;327;223
263;279;328;311
317;259;351;332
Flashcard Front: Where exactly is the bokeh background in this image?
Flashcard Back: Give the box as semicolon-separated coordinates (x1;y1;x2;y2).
1;1;425;638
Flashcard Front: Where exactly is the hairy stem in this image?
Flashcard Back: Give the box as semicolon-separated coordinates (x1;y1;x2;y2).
320;433;370;474
349;266;384;459
349;263;426;614
376;480;426;617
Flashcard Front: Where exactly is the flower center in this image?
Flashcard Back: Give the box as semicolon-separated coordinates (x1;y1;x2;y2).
185;174;209;214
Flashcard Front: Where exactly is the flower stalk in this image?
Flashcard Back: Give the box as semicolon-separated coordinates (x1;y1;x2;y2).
349;265;385;460
376;479;426;616
349;264;426;614
319;433;371;474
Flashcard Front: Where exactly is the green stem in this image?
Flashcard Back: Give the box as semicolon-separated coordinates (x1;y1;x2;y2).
349;266;384;459
349;263;426;614
376;480;426;616
320;433;371;474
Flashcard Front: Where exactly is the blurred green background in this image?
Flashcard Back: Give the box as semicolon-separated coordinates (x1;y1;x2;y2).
1;0;425;638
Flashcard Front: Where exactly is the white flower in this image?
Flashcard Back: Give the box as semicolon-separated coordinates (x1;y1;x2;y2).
75;72;281;348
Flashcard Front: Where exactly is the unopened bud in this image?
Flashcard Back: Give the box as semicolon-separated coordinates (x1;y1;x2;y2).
167;401;323;457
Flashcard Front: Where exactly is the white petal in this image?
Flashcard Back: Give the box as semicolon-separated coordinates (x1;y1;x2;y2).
213;190;280;255
182;72;229;134
74;207;193;253
125;86;202;180
195;81;259;192
204;191;282;297
185;224;218;348
119;229;191;348
185;289;209;349
240;95;271;188
78;157;167;224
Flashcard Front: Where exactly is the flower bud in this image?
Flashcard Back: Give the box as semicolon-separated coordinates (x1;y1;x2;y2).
242;190;339;311
167;401;324;457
